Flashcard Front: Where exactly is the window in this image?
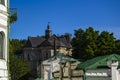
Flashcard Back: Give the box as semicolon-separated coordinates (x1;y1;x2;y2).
0;32;3;59
0;0;5;5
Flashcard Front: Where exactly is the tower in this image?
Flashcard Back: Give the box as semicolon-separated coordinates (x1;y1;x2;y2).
45;23;52;39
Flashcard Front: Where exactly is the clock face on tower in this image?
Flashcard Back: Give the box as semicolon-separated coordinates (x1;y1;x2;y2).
0;0;5;5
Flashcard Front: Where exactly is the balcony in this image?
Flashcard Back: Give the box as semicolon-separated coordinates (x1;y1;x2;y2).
9;8;18;24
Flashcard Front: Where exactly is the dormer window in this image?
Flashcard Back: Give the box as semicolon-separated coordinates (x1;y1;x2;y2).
0;0;5;5
0;32;3;59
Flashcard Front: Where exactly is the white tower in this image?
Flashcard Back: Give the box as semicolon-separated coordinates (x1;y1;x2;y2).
0;0;9;80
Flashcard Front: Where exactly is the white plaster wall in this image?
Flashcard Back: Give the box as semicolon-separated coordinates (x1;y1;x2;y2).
118;69;120;79
0;0;9;80
0;23;8;61
42;58;60;80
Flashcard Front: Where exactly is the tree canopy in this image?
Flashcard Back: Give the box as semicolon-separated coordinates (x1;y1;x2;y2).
72;27;119;60
9;39;29;80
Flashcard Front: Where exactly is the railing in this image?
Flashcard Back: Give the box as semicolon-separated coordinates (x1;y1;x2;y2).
9;8;18;23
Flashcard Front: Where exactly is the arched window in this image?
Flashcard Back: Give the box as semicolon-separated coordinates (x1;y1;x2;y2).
0;0;5;5
0;32;3;59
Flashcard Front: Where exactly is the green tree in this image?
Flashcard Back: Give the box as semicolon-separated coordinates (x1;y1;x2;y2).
96;31;115;56
72;27;99;60
9;53;29;80
10;39;27;54
114;40;120;55
84;27;99;59
72;27;116;60
72;28;85;59
9;39;29;80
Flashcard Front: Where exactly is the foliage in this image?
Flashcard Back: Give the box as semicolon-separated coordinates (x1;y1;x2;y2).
10;39;27;54
72;27;117;60
9;52;29;80
96;31;115;56
9;39;29;80
114;40;120;55
10;9;18;24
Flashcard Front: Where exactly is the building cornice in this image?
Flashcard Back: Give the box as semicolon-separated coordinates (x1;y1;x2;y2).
0;23;7;29
0;9;8;16
0;15;7;21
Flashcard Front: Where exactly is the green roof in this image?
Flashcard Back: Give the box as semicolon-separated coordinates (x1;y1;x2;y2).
43;53;80;64
60;59;67;64
35;78;43;80
59;57;80;64
77;54;120;70
54;53;68;58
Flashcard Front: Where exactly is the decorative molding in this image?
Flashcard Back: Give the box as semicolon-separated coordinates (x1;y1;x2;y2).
0;15;7;21
0;9;8;16
0;23;7;29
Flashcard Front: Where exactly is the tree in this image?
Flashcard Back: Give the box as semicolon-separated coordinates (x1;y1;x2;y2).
9;52;29;80
72;27;99;60
114;40;120;55
84;27;99;59
96;31;115;56
72;28;85;59
9;39;29;80
72;27;116;60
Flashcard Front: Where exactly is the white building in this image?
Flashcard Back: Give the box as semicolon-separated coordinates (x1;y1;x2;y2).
0;0;17;79
0;0;9;80
41;53;80;80
77;54;120;80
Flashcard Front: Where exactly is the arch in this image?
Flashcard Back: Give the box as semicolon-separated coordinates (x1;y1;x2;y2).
0;31;5;59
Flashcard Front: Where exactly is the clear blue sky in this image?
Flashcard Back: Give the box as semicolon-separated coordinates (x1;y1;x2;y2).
10;0;120;39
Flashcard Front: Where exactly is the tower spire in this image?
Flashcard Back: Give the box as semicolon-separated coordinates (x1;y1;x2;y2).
47;22;50;29
45;22;52;39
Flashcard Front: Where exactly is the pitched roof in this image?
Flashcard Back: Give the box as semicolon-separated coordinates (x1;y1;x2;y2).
77;54;120;70
25;37;45;47
35;78;43;80
43;53;80;64
24;35;72;48
51;53;79;64
59;37;72;48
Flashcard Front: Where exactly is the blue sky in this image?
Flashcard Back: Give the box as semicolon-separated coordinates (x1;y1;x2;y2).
10;0;120;39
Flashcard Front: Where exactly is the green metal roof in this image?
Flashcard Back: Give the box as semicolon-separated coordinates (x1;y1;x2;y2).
35;78;43;80
59;57;80;64
43;53;80;64
60;59;67;64
77;54;120;70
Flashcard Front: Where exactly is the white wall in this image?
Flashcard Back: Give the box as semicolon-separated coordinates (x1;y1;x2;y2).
118;69;120;79
0;0;9;80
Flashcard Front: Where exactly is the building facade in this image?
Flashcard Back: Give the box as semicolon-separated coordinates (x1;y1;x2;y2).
0;0;9;80
0;0;17;80
77;54;120;80
42;53;80;80
52;57;82;80
53;54;120;80
23;24;72;77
